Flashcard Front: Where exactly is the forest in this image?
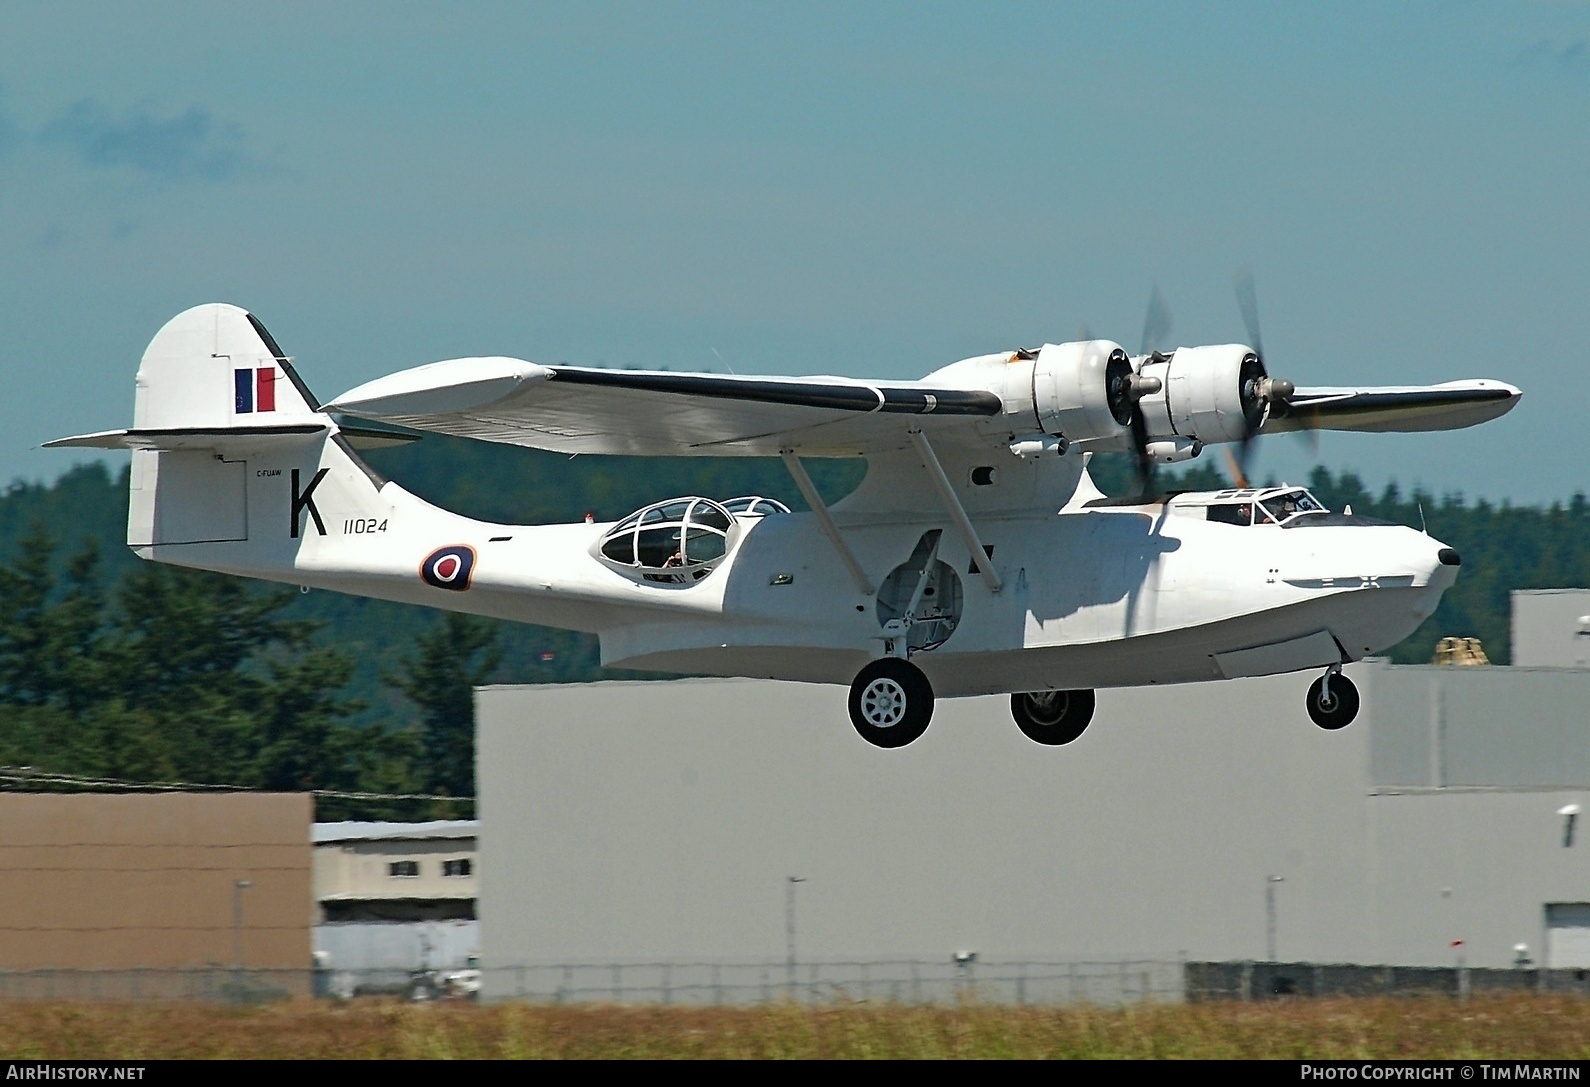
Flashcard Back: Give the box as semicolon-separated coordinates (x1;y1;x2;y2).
0;437;1584;817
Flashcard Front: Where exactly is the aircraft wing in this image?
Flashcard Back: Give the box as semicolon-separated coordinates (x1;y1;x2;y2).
1263;379;1521;435
326;357;1004;457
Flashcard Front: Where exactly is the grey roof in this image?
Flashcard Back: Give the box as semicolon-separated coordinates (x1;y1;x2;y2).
313;820;479;844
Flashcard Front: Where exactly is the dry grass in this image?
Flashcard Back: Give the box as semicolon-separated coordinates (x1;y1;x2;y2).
1;996;1589;1059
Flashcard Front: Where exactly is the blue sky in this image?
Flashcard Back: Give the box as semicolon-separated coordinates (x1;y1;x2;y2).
2;2;1586;502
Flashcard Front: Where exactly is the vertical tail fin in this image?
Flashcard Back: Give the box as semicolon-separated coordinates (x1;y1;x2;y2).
124;304;346;550
133;303;321;429
49;304;450;595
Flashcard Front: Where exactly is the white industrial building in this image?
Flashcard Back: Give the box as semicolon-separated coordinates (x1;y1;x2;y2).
474;592;1590;1001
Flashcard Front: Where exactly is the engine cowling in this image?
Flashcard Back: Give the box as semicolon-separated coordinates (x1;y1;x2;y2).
1135;344;1268;446
1031;341;1134;444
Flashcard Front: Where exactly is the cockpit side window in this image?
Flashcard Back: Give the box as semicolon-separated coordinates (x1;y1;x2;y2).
1206;503;1253;527
1259;489;1327;525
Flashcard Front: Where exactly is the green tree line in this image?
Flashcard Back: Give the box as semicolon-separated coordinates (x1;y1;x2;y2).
0;525;495;819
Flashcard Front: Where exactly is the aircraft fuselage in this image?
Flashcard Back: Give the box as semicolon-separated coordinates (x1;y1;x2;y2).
151;443;1453;700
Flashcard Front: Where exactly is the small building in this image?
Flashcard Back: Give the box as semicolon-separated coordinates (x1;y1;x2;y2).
1513;589;1590;668
312;820;479;980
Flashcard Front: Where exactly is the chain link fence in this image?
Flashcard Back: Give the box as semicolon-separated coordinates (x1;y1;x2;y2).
479;959;1184;1006
0;968;311;1003
4;960;1586;1005
1186;961;1590;1001
0;960;1183;1005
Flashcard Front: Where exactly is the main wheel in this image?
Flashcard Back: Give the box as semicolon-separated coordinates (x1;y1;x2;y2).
848;658;934;749
1306;673;1359;730
1011;689;1096;746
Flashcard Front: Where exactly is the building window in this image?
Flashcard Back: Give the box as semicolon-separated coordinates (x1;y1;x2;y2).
442;858;472;878
389;860;419;878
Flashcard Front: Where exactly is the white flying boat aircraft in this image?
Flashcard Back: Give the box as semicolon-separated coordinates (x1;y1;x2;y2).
49;300;1520;748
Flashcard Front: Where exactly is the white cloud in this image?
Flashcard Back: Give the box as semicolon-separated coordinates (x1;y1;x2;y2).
37;99;255;183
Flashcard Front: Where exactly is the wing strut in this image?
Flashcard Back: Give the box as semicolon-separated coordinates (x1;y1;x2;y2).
779;449;874;597
908;429;1002;593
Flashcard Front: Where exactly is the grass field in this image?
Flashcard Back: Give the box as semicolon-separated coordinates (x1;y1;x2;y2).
2;996;1590;1059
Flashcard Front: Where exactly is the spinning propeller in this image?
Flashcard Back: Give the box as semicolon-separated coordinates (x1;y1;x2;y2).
1120;274;1301;496
1124;285;1171;495
1231;269;1298;486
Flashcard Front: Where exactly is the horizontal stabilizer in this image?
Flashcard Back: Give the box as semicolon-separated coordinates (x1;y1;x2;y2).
45;423;328;451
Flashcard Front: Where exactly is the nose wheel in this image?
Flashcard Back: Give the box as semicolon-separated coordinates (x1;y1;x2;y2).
1306;668;1359;730
1011;689;1096;746
848;658;934;748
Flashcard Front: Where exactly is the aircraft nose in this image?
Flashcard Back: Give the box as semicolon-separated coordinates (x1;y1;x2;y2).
1422;538;1460;588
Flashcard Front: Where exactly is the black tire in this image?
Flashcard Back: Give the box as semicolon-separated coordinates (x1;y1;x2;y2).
1010;689;1096;746
847;658;934;749
1306;673;1359;730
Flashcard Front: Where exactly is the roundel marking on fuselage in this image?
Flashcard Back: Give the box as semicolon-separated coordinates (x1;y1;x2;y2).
421;545;477;591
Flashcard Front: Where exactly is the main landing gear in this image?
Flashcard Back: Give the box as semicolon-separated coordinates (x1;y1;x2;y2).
1010;689;1096;746
847;658;935;749
1306;666;1359;730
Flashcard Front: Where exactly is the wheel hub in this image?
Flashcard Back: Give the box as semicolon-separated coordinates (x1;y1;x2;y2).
861;678;907;728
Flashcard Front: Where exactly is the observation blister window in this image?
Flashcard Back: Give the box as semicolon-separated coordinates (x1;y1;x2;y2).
595;497;740;585
724;496;791;518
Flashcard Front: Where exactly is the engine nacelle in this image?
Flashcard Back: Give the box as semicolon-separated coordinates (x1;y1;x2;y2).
1135;344;1267;446
1032;341;1134;444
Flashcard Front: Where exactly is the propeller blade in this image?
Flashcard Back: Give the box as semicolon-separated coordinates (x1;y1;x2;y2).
1234;430;1256;488
1130;411;1156;497
1232;269;1297;480
1221;445;1250;489
1233;267;1264;362
1140;285;1173;357
1295;423;1320;457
